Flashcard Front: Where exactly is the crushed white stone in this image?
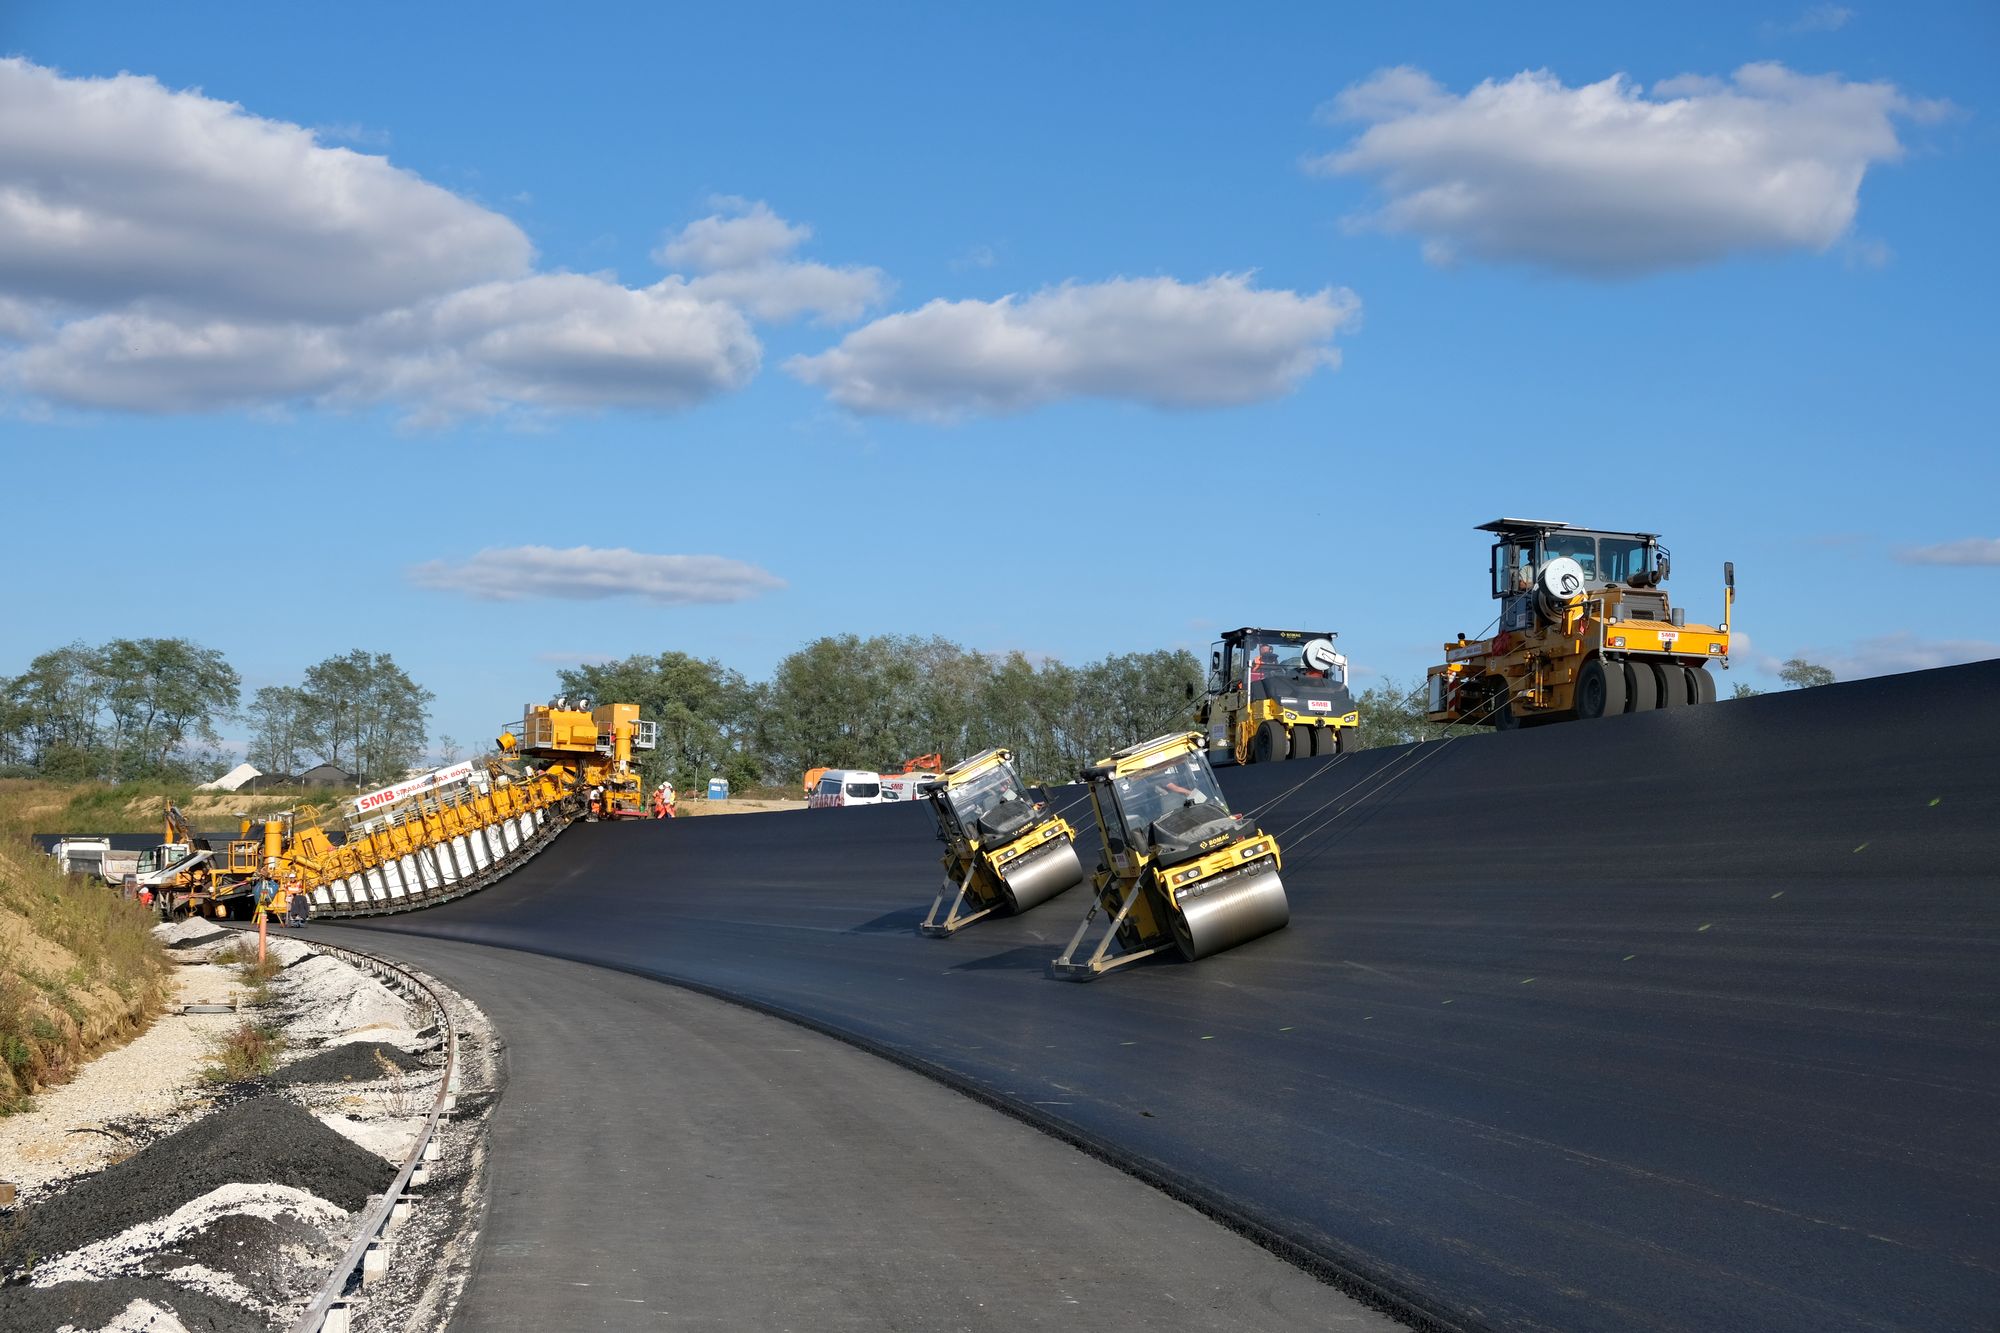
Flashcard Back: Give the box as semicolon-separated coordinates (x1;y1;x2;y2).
276;955;420;1048
58;1298;192;1333
310;1110;425;1164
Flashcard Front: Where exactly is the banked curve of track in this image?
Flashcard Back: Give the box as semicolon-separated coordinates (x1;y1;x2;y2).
346;661;2000;1333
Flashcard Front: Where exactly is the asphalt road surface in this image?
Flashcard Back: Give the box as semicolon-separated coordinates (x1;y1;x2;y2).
317;932;1394;1332
348;662;2000;1332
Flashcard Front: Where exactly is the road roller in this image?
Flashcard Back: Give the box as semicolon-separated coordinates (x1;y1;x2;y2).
920;747;1085;937
1049;731;1288;980
1425;518;1735;728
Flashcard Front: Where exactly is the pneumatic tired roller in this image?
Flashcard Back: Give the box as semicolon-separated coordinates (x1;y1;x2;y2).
920;748;1085;937
1049;731;1287;981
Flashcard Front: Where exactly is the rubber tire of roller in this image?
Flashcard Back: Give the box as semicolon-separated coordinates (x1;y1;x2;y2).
1290;724;1318;760
1625;660;1660;711
1690;664;1718;705
1576;658;1625;719
1334;725;1353;755
1651;662;1687;707
1255;719;1289;763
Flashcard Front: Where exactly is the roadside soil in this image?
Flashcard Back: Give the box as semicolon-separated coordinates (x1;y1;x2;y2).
672;797;804;817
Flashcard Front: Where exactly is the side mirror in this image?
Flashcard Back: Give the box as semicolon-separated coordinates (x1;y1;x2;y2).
1724;560;1735;591
1210;650;1221;669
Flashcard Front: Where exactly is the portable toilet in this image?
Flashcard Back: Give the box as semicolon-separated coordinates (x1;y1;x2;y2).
706;777;730;800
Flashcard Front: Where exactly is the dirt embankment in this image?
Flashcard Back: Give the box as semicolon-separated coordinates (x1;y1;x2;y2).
0;837;170;1114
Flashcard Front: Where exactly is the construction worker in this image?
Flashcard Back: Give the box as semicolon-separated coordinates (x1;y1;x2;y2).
284;869;308;927
587;787;603;821
661;779;677;818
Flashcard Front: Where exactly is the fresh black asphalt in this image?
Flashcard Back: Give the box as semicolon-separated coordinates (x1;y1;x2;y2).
346;661;2000;1332
318;932;1398;1331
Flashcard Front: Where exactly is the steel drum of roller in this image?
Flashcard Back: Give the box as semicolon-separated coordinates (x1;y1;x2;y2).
998;836;1085;914
1169;856;1289;960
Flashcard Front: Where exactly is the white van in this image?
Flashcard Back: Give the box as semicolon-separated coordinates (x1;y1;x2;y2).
878;773;943;802
808;769;886;809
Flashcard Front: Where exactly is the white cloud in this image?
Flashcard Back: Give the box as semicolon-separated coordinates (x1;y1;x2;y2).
1312;62;1937;276
1791;633;2000;679
786;275;1359;419
0;62;872;420
657;198;809;271
409;546;785;606
0;57;529;320
1893;538;2000;567
656;198;888;325
1770;5;1854;35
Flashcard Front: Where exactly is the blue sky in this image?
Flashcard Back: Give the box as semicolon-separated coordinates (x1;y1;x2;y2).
1;1;1995;758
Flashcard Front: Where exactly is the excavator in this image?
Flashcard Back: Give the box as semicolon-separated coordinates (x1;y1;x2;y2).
1050;731;1288;980
919;748;1084;937
1425;519;1734;728
1198;627;1359;763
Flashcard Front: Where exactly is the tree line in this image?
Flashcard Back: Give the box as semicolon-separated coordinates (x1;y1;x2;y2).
0;640;433;785
0;633;1838;792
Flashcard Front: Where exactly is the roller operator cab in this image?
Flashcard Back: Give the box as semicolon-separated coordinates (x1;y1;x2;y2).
919;748;1086;937
1425;518;1735;729
1199;628;1358;764
1050;731;1288;981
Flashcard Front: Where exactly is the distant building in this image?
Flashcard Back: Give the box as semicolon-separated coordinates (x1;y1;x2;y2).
197;762;263;792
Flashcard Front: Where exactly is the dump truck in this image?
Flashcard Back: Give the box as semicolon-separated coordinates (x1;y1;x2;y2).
1198;627;1359;763
919;747;1085;937
1050;731;1288;980
1425;518;1734;728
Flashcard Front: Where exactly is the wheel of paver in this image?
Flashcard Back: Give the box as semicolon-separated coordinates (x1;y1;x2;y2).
1651;662;1686;707
1576;658;1626;719
1254;719;1290;763
1625;660;1660;711
1690;664;1718;705
1290;724;1319;760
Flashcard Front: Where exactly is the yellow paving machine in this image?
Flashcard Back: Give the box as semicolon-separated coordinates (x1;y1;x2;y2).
1050;731;1288;980
1198;627;1359;763
1425;518;1734;728
920;748;1085;937
499;698;659;819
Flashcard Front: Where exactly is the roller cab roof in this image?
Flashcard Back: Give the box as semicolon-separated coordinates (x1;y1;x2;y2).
1477;518;1660;542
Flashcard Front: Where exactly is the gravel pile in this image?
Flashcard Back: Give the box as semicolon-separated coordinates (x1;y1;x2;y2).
4;1096;393;1273
151;919;231;952
274;1040;422;1086
29;1182;352;1316
0;1277;261;1332
277;956;420;1047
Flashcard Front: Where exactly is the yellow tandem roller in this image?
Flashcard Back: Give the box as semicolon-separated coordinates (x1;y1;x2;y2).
920;748;1086;937
1050;731;1288;981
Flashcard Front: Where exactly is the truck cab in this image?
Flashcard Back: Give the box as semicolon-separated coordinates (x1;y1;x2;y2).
1199;627;1359;764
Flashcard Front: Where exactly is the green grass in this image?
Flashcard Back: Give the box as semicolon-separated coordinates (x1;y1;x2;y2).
0;781;173;1113
201;1019;286;1083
